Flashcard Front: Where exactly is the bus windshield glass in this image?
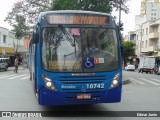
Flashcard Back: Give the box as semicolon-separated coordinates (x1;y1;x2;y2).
41;26;119;72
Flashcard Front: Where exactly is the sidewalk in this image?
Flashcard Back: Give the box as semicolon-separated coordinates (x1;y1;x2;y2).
8;65;28;71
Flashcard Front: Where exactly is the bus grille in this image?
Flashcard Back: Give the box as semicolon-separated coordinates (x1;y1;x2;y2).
58;75;107;93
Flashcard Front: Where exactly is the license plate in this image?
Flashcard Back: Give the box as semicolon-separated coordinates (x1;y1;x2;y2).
77;94;91;100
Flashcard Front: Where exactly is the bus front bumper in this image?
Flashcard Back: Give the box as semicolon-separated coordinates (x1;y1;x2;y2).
38;85;122;106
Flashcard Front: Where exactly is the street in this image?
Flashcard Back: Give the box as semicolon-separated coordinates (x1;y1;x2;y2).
0;67;160;120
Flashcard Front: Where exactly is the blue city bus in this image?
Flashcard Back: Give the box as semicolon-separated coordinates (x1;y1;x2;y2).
29;10;122;106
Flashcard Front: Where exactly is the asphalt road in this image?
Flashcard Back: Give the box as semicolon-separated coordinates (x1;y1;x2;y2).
0;67;160;120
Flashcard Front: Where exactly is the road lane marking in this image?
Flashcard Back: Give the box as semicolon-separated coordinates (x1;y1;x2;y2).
0;75;6;77
8;74;27;79
0;74;17;79
128;77;137;84
151;79;160;83
139;78;160;85
21;76;30;80
128;77;146;84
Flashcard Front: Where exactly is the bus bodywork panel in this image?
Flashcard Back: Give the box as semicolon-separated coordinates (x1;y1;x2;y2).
38;85;122;106
36;70;122;106
30;10;123;106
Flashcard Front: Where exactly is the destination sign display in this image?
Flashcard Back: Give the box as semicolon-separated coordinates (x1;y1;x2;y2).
47;13;109;25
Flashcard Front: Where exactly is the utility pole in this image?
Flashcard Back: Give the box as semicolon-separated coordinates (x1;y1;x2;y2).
119;0;124;68
136;24;143;57
139;25;142;57
119;0;122;27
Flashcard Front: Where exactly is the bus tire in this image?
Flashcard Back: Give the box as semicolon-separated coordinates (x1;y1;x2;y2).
34;84;38;99
31;73;38;99
29;72;32;80
33;80;38;100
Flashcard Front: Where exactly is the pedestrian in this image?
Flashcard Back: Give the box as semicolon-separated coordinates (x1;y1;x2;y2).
14;57;19;73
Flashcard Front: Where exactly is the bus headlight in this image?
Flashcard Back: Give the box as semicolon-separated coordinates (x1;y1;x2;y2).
109;73;120;89
42;74;57;91
46;81;52;88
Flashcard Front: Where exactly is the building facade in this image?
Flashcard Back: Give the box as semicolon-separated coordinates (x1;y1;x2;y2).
134;18;160;58
146;2;160;21
128;31;136;42
140;0;147;15
133;0;160;58
24;35;30;51
0;27;14;57
0;27;26;57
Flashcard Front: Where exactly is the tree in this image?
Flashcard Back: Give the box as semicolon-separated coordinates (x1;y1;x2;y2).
12;15;29;53
50;0;112;13
111;0;130;14
5;0;50;54
5;0;50;26
5;0;130;29
50;0;130;14
121;41;135;65
5;0;131;27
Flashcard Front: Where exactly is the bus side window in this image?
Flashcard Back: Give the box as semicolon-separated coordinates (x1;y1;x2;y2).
31;24;39;43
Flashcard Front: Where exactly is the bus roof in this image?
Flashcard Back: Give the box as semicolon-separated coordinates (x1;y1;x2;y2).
39;10;111;17
38;10;115;26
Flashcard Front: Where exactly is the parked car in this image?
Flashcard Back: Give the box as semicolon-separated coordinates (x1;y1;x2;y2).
125;64;135;71
0;58;9;71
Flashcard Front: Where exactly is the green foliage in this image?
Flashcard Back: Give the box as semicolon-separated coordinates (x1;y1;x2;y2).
121;41;135;60
11;15;29;53
50;0;78;10
12;15;29;39
155;48;160;51
5;0;50;26
5;0;130;31
50;0;129;13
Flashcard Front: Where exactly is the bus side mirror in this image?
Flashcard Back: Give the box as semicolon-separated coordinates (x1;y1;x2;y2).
32;30;38;44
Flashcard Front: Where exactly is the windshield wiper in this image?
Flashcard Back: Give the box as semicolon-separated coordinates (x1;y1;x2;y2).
58;24;75;46
58;24;77;57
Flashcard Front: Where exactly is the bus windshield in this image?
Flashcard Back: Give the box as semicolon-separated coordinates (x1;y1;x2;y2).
41;26;119;72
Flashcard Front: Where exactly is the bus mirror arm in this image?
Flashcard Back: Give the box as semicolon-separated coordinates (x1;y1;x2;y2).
32;30;38;44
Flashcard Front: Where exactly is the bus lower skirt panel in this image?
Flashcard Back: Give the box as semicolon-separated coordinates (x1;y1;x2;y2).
38;85;122;106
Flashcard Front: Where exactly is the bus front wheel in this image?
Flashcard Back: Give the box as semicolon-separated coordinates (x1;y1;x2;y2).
33;81;38;99
29;72;32;80
32;73;39;101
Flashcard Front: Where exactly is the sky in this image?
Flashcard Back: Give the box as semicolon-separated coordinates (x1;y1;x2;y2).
0;0;18;29
112;0;142;35
0;0;141;36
